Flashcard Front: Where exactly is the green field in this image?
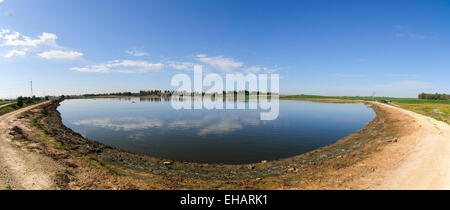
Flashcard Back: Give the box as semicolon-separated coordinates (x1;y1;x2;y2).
0;100;40;116
0;101;14;105
282;95;450;123
281;94;450;104
0;104;19;115
396;103;450;123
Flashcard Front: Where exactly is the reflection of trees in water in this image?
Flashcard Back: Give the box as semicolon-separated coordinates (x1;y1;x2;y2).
139;97;164;102
117;97;132;101
139;97;178;102
139;96;254;103
115;95;277;104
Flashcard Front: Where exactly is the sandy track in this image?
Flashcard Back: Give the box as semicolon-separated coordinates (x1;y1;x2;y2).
372;102;450;190
0;102;63;190
0;103;15;109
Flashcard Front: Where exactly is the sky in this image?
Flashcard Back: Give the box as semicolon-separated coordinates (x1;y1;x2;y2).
0;0;449;98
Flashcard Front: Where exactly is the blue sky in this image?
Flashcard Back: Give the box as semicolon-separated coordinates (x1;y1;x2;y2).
1;0;449;98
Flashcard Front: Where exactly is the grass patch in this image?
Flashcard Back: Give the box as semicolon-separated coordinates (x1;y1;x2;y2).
0;101;44;116
0;104;20;116
395;103;450;124
281;95;450;104
0;101;14;105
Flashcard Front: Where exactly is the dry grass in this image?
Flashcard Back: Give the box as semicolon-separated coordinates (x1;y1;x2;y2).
396;103;450;124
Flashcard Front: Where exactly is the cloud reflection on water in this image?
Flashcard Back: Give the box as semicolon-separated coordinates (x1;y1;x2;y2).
72;111;262;136
72;117;163;131
168;113;260;136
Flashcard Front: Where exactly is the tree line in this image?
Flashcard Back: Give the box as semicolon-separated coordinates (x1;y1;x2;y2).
418;93;450;100
81;90;275;97
16;96;49;107
82;90;174;97
10;90;277;106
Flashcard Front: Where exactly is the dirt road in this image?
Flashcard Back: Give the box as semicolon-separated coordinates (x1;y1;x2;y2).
371;102;450;190
0;101;64;190
0;103;15;110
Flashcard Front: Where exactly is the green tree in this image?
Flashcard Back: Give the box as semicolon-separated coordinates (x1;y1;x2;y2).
17;97;24;107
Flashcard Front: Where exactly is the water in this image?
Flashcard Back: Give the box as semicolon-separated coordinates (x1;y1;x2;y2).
58;98;375;164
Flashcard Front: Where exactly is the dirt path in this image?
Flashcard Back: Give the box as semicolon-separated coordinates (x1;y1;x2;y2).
0;103;15;110
0;101;64;190
365;102;450;190
280;100;450;190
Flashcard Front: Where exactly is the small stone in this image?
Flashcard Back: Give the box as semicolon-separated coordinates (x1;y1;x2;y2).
287;168;295;172
163;161;172;165
261;160;267;164
387;137;399;143
255;178;262;181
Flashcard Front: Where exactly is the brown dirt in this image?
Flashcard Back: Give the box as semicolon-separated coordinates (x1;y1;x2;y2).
253;100;412;189
0;103;15;110
1;98;447;190
0;101;174;190
0;102;62;190
274;101;450;190
370;102;450;189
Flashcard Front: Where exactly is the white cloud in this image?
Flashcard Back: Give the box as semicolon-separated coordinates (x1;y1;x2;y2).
396;33;427;39
1;31;57;47
373;81;434;90
386;73;422;78
2;49;27;58
0;0;4;3
125;49;148;57
244;65;280;74
393;25;433;40
0;29;83;60
71;64;109;73
340;81;434;91
243;66;261;73
38;50;83;59
394;25;409;30
334;73;366;78
193;54;279;74
167;61;195;71
196;54;244;72
71;60;164;73
0;29;11;39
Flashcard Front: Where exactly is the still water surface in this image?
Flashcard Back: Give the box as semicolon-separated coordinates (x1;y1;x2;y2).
58;98;375;164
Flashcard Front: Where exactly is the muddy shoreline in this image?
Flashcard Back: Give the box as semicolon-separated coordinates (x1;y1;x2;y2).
0;96;405;189
34;98;391;182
